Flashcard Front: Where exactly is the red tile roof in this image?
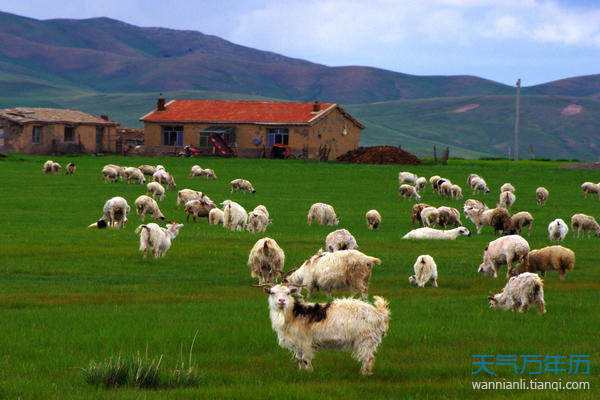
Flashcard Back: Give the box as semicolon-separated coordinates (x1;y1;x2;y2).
141;99;341;125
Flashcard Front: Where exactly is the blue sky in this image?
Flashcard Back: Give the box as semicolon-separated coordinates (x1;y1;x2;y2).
2;0;599;86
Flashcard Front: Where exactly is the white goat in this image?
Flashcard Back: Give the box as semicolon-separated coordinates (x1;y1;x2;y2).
409;255;438;288
478;235;529;278
222;200;248;231
365;209;382;230
147;181;165;201
548;218;568;241
230;178;256;193
134;195;165;221
248;237;285;284
307;203;339;226
402;226;470;240
208;208;224;225
135;222;183;258
489;272;546;314
88;196;130;229
124;167;145;184
325;229;358;252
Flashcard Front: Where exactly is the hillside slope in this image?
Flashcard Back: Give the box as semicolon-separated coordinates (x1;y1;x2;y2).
0;11;512;104
348;95;600;160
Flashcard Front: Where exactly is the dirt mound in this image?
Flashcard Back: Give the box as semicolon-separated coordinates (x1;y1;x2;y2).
561;104;583;116
337;146;420;165
453;103;480;113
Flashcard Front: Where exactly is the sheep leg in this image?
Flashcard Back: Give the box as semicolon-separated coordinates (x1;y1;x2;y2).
354;340;377;376
432;278;438;288
538;299;546;314
559;269;566;281
506;257;514;278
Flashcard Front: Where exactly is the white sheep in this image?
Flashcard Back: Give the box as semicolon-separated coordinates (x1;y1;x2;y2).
88;196;130;229
500;183;515;193
184;198;215;222
176;189;204;207
507;211;534;235
325;229;358;252
262;284;389;375
436;206;461;228
415;177;427;192
450;184;463;199
123;167;145;184
191;166;217;179
399;184;421;201
489;272;546;314
101;166;119;183
42;160;61;174
153;169;176;189
399;171;418;185
439;181;453;198
248;237;285;284
247;205;271;233
536;187;549;206
189;165;203;177
135;222;183;258
580;182;599;198
470;176;490;194
365;209;382;230
420;206;439;227
307;203;339;226
230;178;256;193
498;190;516;209
208;208;224;226
103;164;125;179
147;181;165;201
284;249;381;299
134;195;165;221
409;255;438;288
138;165;157;176
478;235;529;278
402;226;470;240
222;200;248;231
570;213;600;238
548;218;568;241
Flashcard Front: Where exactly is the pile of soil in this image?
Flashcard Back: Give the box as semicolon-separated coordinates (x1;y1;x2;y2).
337;146;420;165
561;162;600;170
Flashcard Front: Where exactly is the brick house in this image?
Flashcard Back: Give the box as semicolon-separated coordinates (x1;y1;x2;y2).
0;107;118;154
140;98;363;159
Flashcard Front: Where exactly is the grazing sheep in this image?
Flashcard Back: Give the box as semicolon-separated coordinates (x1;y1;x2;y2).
147;181;165;201
247;205;271;233
411;203;432;225
365;209;382;230
437;206;461;228
189;165;204;177
184;198;215;222
432;178;449;194
135;195;166;221
325;229;358;252
65;162;76;175
439;181;453;198
518;245;575;280
548;219;568;241
42;160;62;174
135;222;183;258
156;164;165;171
467;174;480;187
488;273;545;314
104;164;125;179
248;237;285;284
409;255;438;288
399;171;418;185
307;203;339;226
536;187;549;206
261;284;389;375
470;176;490;194
420;207;439;227
478;235;529;278
101;166;119;183
138;165;156;176
88;196;130;229
399;184;421;201
123;167;145;184
498;190;516;209
222;200;248;231
450;184;463;199
415;177;427;192
190;165;217;179
505;211;534;236
581;182;599;198
464;206;510;234
284;249;381;299
230;178;256;193
153;169;176;189
500;183;515;193
402;226;470;240
208;208;224;225
570;213;600;238
429;175;441;187
176;189;203;207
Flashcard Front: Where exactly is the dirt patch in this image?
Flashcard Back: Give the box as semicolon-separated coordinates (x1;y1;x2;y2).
560;162;600;170
561;104;583;116
452;103;480;113
337;146;420;165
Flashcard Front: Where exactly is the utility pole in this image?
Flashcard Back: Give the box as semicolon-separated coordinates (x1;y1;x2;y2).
514;78;521;161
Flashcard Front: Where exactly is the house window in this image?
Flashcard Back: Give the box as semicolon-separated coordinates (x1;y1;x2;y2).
201;127;235;148
64;126;75;142
267;128;289;146
162;125;184;146
32;126;42;144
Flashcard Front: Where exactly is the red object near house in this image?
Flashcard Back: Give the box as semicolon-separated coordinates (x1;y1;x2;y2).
208;133;235;157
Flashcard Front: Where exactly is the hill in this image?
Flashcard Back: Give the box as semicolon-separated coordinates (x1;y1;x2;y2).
348;95;600;160
0;11;511;104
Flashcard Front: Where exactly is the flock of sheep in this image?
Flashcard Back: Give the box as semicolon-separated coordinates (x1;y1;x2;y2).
41;160;598;375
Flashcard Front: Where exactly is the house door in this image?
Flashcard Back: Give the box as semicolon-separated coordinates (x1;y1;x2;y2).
96;126;104;152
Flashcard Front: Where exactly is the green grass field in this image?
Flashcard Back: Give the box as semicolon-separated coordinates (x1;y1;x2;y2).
0;155;598;399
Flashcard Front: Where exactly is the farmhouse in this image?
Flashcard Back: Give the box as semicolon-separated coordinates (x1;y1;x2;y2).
140;98;363;159
0;107;118;154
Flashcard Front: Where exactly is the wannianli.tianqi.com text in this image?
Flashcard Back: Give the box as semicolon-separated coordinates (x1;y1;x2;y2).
472;380;590;391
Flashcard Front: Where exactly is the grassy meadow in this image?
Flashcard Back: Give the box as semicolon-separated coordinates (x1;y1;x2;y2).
0;154;598;399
